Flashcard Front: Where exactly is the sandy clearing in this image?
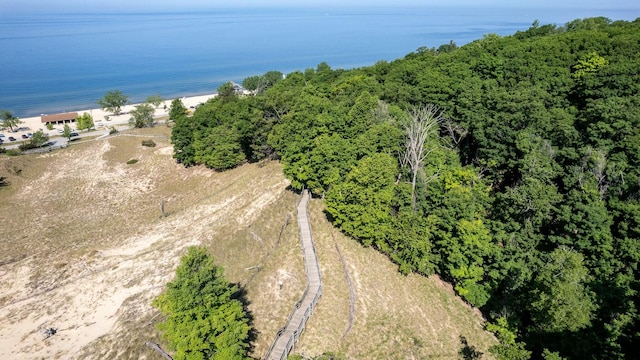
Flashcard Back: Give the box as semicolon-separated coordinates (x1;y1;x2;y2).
0;130;292;359
0;208;199;359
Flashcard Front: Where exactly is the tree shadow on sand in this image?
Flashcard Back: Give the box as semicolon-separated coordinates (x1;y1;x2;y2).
459;335;483;360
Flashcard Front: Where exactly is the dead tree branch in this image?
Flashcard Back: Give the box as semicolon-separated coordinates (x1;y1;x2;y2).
402;104;446;209
145;342;173;360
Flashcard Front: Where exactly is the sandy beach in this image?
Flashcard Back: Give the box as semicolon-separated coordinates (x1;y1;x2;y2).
1;93;218;142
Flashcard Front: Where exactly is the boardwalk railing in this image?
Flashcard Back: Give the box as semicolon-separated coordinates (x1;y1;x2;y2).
264;190;323;360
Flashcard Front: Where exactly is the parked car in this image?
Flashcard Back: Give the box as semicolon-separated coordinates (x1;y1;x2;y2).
8;136;16;141
0;134;5;138
70;132;79;137
21;134;29;139
57;128;64;133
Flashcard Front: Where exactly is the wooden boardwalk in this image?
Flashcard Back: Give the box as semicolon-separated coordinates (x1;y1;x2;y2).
264;190;323;360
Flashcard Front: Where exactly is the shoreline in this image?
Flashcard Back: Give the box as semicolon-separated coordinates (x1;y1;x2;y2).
1;93;217;141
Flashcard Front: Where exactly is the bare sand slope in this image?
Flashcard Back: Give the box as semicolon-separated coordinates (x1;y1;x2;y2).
0;129;293;359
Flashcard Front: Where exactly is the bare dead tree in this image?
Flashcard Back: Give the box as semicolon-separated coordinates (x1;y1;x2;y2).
579;147;609;198
442;116;468;147
402;104;445;210
590;148;608;197
145;342;173;360
371;100;392;123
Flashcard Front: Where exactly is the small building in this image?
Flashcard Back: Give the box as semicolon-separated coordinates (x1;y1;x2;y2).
41;112;78;125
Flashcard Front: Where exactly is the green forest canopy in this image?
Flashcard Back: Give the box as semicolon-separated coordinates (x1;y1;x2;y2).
170;17;640;359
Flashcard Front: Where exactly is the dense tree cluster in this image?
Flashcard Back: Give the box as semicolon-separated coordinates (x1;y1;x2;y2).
172;18;640;358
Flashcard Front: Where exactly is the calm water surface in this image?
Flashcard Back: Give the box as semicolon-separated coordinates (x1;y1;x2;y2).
0;6;637;117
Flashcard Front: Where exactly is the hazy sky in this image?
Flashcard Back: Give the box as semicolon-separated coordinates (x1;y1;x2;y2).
2;0;639;13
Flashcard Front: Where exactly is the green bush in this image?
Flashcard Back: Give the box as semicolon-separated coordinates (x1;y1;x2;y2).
141;139;156;147
126;159;138;164
153;246;252;360
18;142;38;151
109;126;118;135
5;149;21;156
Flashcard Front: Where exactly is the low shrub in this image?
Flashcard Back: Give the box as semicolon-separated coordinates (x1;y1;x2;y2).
141;139;156;147
127;159;138;164
19;142;38;151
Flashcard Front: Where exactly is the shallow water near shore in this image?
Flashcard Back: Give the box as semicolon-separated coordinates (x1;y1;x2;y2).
0;6;637;117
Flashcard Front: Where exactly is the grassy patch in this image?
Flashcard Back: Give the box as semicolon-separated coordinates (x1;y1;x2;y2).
291;199;497;359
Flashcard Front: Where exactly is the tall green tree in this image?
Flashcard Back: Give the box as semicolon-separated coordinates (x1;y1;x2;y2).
487;317;532;360
325;153;397;249
0;110;22;131
242;75;262;92
153;246;252;360
97;90;130;115
129;103;155;128
217;82;237;101
242;70;283;94
170;99;197;165
169;98;188;121
193;126;245;170
529;247;596;334
75;113;94;130
29;130;49;147
62;124;72;140
146;94;163;108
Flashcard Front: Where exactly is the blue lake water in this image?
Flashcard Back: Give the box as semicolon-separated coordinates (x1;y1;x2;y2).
0;6;637;117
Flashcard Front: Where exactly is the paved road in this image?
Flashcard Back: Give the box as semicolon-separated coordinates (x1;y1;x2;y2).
1;128;109;150
1;117;166;151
